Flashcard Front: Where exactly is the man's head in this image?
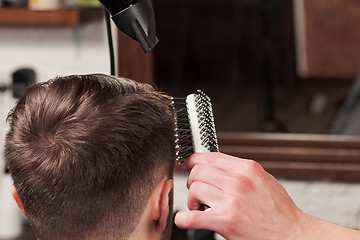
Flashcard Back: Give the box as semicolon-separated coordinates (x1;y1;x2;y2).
4;74;176;240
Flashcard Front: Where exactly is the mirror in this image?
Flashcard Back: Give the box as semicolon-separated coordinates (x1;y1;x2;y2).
153;0;359;134
151;0;360;180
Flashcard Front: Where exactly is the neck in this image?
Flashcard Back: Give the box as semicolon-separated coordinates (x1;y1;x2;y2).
128;211;162;240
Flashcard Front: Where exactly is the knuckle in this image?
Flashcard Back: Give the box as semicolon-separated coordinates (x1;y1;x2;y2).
205;152;222;165
190;164;203;177
188;164;205;187
246;160;264;175
189;180;202;192
211;151;223;158
230;175;254;193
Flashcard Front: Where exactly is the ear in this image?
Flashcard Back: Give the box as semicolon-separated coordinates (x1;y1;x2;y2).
11;185;26;217
152;178;173;232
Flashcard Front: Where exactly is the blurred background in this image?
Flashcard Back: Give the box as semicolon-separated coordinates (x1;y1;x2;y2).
153;0;359;135
1;0;360;239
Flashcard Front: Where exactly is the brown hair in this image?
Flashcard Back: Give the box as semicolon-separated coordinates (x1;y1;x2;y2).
5;74;175;240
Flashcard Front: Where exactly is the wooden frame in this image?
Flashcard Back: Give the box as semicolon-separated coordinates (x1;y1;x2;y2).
117;31;154;84
293;0;360;78
216;132;360;181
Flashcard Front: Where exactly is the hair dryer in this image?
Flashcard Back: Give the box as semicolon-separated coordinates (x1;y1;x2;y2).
99;0;158;53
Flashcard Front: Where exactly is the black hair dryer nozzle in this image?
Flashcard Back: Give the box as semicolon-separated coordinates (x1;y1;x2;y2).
99;0;158;53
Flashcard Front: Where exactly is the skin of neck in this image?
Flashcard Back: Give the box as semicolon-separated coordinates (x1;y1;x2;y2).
129;178;173;240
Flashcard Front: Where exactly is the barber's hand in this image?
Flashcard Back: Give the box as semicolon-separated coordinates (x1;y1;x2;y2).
174;152;309;240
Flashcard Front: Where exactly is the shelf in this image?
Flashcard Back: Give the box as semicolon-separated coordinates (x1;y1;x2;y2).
0;7;103;26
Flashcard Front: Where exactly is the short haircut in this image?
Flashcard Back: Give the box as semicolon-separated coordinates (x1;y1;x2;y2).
5;74;176;240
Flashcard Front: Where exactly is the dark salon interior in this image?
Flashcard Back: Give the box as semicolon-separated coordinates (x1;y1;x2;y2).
1;0;360;239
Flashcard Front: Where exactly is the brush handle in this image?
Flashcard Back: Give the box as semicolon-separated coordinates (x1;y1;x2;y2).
186;91;219;153
186;94;210;153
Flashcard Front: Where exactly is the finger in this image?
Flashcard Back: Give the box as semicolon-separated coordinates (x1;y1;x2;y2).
185;152;244;171
187;181;224;211
175;210;218;231
186;164;234;191
185;152;262;174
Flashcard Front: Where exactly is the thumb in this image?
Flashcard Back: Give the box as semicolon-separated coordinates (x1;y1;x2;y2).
174;210;214;230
